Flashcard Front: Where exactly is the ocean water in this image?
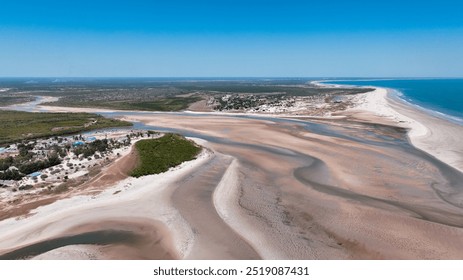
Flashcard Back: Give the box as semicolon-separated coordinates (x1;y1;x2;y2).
323;79;463;124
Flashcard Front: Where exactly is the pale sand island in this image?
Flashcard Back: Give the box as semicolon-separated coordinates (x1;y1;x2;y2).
1;85;463;260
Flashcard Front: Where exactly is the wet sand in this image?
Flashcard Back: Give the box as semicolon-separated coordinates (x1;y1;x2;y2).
118;112;463;259
172;152;259;259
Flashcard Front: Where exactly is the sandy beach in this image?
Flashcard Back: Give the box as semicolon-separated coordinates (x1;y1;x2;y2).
1;88;463;259
342;87;463;173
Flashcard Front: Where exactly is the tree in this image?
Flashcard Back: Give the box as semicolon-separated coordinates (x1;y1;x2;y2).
48;153;61;165
0;169;23;180
0;156;14;171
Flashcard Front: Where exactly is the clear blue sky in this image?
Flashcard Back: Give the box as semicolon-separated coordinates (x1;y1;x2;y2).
1;0;462;77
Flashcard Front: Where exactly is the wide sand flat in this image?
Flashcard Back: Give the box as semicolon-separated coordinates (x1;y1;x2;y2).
116;111;463;259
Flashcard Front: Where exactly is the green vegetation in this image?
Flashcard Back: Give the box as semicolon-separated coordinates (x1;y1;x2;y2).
120;97;201;111
0;110;132;145
43;97;201;112
0;144;62;180
131;133;201;177
174;82;373;96
73;139;110;158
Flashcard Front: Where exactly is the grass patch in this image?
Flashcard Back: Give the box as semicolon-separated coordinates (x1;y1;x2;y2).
0;110;132;145
131;133;201;177
122;97;201;111
44;97;201;112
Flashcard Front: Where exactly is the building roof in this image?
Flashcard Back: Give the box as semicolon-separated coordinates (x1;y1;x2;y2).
29;172;42;177
73;141;85;146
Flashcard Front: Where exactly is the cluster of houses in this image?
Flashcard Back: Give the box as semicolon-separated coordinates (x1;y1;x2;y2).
207;92;353;115
0;136;97;160
0;130;151;195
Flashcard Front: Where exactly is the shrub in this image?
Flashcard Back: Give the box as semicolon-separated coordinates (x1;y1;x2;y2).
131;133;201;177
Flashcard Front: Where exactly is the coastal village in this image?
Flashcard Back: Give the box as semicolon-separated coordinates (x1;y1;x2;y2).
207;91;354;115
0;129;156;199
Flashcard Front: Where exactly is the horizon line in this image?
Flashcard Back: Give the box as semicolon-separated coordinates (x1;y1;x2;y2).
1;76;462;79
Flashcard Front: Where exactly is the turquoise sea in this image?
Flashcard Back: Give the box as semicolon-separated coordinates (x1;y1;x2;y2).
324;79;463;125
